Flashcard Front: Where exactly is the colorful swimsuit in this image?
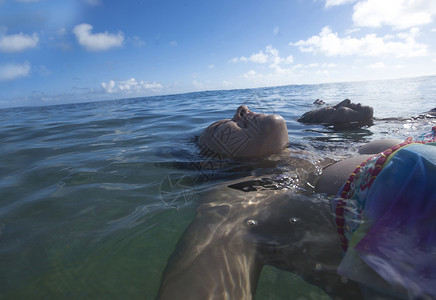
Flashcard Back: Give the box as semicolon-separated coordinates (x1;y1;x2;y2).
335;126;436;297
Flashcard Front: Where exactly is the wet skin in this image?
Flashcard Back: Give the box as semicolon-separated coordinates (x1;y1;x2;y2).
160;119;404;299
198;105;289;158
158;152;391;300
158;186;364;300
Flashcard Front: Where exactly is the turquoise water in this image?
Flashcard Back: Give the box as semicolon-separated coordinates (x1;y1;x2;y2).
1;76;435;299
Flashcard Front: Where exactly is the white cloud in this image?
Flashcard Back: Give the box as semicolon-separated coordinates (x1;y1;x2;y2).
101;80;116;93
0;32;39;52
250;51;269;63
367;61;387;69
232;47;343;87
192;80;203;90
238;66;298;88
243;70;259;79
169;41;178;46
0;62;31;81
345;28;360;35
73;23;124;51
222;81;232;87
293;62;335;70
101;78;162;94
325;0;356;8
322;62;336;68
353;0;436;29
231;45;294;69
291;26;428;57
316;69;330;76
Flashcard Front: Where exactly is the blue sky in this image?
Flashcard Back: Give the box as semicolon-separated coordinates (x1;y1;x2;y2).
1;0;436;108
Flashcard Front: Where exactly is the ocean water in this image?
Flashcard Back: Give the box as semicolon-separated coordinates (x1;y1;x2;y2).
0;76;435;299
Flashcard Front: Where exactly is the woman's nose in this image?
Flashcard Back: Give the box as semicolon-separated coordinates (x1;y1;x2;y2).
233;105;251;120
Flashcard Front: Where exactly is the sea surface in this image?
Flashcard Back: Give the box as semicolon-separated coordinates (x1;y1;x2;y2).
1;76;435;299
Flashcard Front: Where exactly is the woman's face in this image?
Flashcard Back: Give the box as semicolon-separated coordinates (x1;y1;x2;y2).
199;105;289;158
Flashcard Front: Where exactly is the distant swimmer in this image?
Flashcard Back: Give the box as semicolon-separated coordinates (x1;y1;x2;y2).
298;99;374;128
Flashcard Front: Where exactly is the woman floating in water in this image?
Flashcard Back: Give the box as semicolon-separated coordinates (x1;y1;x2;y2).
159;105;436;300
297;99;374;128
